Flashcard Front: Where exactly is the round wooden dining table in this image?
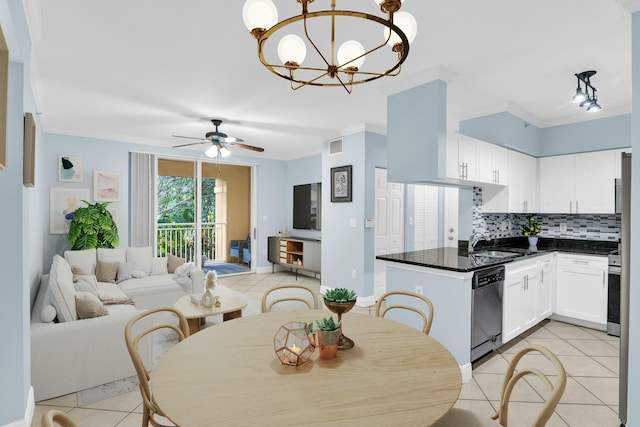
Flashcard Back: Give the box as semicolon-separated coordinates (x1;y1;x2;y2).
152;310;462;426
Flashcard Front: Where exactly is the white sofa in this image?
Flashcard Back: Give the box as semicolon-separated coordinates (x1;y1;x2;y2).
30;247;204;401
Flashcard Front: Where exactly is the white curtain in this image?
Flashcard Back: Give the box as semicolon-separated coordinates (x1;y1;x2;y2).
129;152;156;248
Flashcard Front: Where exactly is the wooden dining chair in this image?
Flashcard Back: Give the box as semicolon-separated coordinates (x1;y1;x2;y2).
124;307;190;427
433;344;567;427
375;290;434;334
41;409;78;427
261;284;319;312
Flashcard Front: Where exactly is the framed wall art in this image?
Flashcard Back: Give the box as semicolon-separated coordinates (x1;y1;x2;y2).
93;170;122;202
49;187;90;234
58;155;83;182
330;165;352;203
23;113;35;186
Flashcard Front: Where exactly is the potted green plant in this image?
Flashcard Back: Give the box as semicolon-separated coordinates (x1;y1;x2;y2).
322;288;358;349
315;316;341;359
521;215;541;247
67;201;120;250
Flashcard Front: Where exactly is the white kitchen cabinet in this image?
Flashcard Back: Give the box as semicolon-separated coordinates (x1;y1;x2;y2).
556;254;607;325
614;148;631;179
539;150;615;213
503;259;539;343
507;150;538;213
458;136;479;181
537;254;555;320
451;135;509;185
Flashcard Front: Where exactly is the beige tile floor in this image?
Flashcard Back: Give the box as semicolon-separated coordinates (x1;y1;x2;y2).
32;271;621;427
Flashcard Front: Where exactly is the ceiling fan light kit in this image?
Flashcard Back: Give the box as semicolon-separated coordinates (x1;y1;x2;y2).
572;70;602;112
242;0;417;93
172;119;265;157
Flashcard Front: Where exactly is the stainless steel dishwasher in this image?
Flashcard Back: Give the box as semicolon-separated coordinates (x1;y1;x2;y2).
471;265;505;362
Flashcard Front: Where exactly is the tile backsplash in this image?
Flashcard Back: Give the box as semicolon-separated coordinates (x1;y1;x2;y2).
472;187;620;241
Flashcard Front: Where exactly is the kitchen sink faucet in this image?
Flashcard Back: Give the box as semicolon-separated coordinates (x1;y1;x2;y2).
468;233;490;253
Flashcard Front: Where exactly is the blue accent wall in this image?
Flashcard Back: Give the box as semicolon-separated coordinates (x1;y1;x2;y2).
460;112;541;156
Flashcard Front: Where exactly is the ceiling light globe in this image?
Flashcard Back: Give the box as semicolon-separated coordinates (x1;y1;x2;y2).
242;0;278;31
277;34;307;65
220;146;231;158
579;97;595;108
587;101;602;112
384;11;417;47
571;88;588;103
338;40;366;69
205;145;218;158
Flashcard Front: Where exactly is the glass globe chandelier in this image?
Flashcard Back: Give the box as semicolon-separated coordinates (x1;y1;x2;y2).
242;0;418;93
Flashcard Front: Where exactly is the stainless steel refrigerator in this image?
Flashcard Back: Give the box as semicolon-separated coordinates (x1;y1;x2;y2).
620;151;631;425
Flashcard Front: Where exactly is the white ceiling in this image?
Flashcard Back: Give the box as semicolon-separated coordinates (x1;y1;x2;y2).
23;0;639;161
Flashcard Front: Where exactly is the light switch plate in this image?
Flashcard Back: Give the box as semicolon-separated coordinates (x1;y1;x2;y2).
350;218;357;227
559;223;567;232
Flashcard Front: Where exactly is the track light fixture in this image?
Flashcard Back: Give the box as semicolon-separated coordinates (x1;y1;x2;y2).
242;0;417;94
572;70;602;112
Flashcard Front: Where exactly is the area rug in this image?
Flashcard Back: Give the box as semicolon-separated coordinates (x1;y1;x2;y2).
77;285;261;405
202;262;250;275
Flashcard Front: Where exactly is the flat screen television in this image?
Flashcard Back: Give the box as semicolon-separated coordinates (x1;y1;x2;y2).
293;183;321;230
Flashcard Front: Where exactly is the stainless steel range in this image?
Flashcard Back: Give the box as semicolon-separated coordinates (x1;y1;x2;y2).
607;249;621;337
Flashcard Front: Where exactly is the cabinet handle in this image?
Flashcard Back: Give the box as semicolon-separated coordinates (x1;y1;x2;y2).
570;201;572;213
464;163;468;179
497;169;500;184
576;200;579;213
541;270;544;284
603;271;605;287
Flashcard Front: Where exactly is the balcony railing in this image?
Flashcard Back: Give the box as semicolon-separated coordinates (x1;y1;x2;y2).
157;222;226;264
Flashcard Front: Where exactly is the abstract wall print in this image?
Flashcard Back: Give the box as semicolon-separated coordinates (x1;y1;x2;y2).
49;187;90;234
331;165;352;202
94;170;122;202
58;156;83;182
23;113;36;187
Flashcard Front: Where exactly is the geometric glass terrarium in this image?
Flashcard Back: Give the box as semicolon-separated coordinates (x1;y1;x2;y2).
273;322;315;366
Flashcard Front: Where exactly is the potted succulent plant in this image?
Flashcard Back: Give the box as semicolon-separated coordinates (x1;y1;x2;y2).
522;215;541;247
322;288;357;349
315;316;341;359
67;201;119;250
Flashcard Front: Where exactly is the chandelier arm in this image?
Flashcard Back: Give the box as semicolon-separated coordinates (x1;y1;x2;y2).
290;70;334;90
302;12;332;70
255;10;410;88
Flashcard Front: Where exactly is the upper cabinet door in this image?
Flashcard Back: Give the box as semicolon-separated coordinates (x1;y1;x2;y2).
573;151;615;214
539;154;574;213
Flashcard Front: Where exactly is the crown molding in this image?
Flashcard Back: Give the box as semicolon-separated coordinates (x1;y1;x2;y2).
378;65;458;96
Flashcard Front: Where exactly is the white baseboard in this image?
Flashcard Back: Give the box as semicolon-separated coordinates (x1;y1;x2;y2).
2;387;34;427
460;363;472;383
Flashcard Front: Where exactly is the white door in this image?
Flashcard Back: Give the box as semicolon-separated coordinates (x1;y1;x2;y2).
374;168;405;297
414;184;439;250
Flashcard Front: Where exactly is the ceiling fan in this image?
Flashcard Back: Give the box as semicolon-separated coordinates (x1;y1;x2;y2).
172;119;264;158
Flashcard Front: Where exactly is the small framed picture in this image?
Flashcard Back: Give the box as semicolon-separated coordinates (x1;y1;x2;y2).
58;155;83;182
49;187;90;234
94;170;122;202
331;165;352;203
23;113;36;187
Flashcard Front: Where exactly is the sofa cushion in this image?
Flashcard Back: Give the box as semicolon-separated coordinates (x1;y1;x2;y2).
96;260;119;283
167;253;185;273
118;274;178;296
126;246;152;275
116;262;135;283
64;248;97;276
41;305;57;323
75;292;109;319
97;247;126;264
97;282;129;300
49;255;77;322
74;275;99;295
150;257;168;276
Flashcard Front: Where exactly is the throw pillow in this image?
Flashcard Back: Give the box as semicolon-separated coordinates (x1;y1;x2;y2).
131;270;148;278
41;304;57;323
71;265;87;283
95;260;119;283
48;255;77;322
116;261;135;283
75;292;109;319
64;248;97;276
126;246;153;275
167;253;185;273
74;275;99;295
150;257;168;276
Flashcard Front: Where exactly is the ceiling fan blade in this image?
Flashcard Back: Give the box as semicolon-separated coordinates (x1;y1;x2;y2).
221;136;244;143
227;142;265;152
172;135;206;141
172;141;208;148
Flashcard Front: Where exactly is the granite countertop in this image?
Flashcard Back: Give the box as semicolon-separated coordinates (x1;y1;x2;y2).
375;237;618;273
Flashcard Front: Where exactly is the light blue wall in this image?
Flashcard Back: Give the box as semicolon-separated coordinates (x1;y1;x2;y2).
627;11;640;426
363;131;387;296
322;132;367;296
460;111;630;157
387;80;447;183
285;154;322;240
459;112;541;156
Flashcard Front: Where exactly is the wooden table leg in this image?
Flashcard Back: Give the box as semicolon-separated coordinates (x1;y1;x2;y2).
187;317;202;334
223;310;242;322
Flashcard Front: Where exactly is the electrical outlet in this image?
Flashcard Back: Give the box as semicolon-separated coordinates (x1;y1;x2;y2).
559;223;567;232
352;269;357;279
350;218;357;227
501;221;507;231
415;285;423;295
